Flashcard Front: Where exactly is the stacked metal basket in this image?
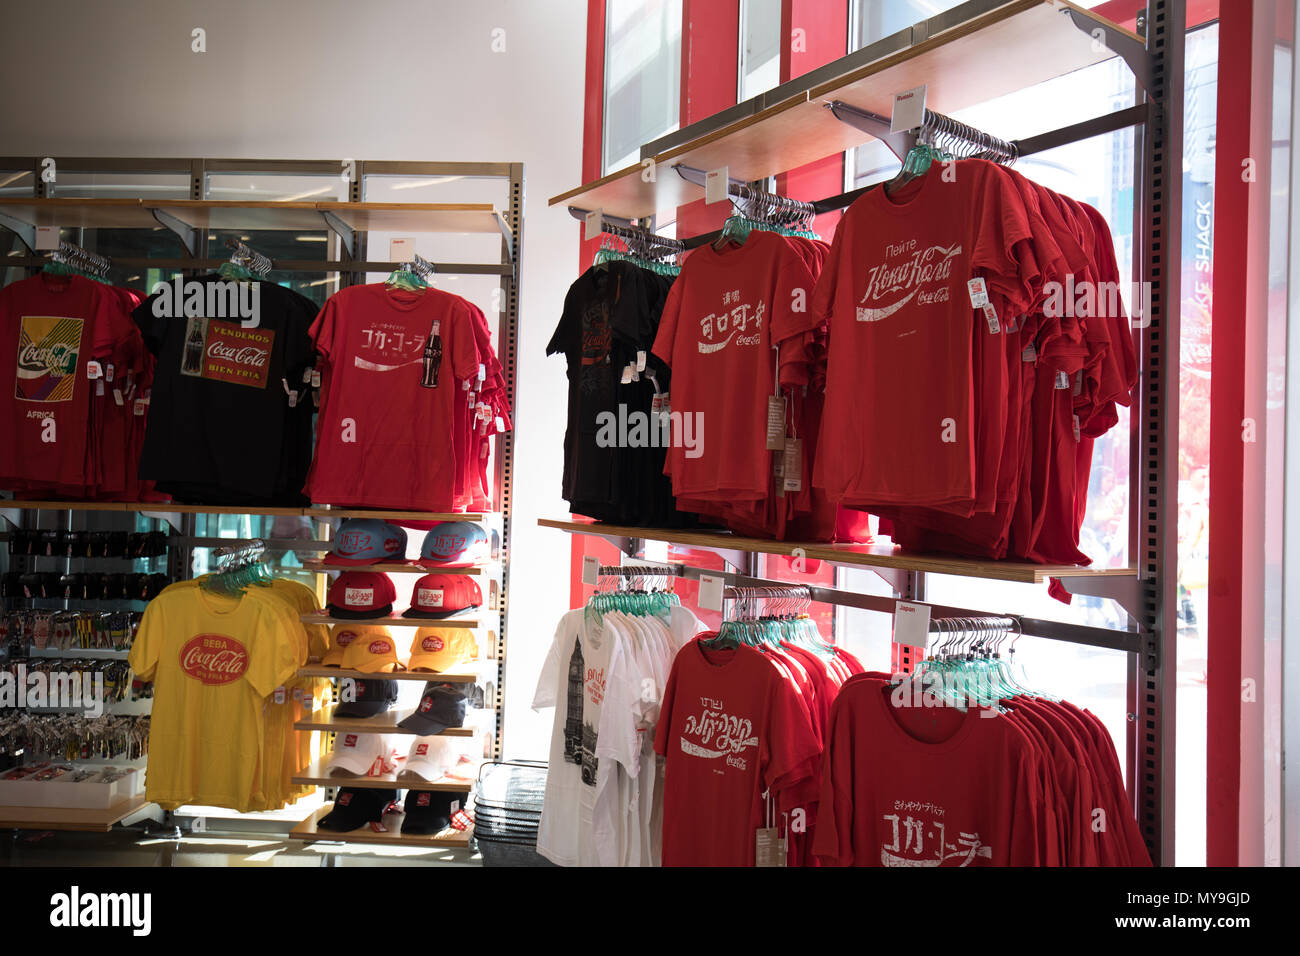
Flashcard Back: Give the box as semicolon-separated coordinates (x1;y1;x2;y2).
472;759;554;867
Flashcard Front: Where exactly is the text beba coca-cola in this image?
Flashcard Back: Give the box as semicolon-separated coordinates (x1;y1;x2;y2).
179;634;249;685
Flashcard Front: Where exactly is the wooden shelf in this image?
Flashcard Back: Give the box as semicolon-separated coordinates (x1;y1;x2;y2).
549;0;1135;220
0;198;159;230
302;559;487;575
291;759;477;792
298;665;486;684
300;613;479;628
0;500;487;522
316;202;505;235
0;795;149;832
148;200;327;232
539;518;1137;585
289;805;472;848
302;507;485;522
295;704;477;736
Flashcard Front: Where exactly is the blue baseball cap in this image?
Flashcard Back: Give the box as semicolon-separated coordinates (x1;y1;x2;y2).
326;520;408;566
417;522;488;569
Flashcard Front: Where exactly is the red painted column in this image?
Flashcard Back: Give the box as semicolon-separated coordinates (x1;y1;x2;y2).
675;0;740;239
1206;0;1250;868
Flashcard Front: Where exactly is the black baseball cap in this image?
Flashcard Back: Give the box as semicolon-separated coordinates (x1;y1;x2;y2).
333;678;399;718
317;787;397;832
401;790;459;835
398;682;470;735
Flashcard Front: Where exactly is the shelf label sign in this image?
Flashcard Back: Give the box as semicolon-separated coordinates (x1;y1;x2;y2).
893;601;931;648
698;574;725;612
891;84;927;133
584;209;603;241
389;237;414;261
705;167;729;205
581;554;600;586
35;226;59;250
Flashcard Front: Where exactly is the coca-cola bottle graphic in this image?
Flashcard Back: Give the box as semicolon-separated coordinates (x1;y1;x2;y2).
420;319;442;389
181;317;206;376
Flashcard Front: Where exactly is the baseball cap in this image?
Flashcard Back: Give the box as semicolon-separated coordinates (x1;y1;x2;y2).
407;627;479;672
318;787;397;832
325;519;407;566
418;522;489;569
325;732;398;775
401;735;458;782
402;575;482;619
341;633;403;674
327;571;397;619
322;624;377;667
332;677;399;717
401;790;457;835
398;681;471;735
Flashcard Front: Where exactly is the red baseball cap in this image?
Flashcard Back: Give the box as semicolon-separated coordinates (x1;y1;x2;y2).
327;571;397;619
402;574;482;619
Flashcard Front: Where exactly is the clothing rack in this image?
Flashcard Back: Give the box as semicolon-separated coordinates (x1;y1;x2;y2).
395;252;436;278
48;240;110;277
211;539;266;568
594;218;687;259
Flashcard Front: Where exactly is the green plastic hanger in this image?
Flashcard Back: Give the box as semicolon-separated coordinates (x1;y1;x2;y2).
386;263;428;292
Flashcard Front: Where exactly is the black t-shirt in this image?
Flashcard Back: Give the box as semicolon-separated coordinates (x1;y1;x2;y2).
547;262;693;526
132;275;318;504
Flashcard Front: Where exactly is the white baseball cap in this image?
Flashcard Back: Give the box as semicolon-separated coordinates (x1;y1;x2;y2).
400;736;458;782
326;732;397;777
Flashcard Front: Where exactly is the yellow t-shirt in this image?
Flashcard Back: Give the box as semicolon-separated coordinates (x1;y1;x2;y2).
129;582;301;812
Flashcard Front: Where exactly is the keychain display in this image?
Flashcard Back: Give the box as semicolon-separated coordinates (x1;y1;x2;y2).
6;530;169;559
0;714;149;762
1;658;134;705
2;571;170;601
1;610;141;654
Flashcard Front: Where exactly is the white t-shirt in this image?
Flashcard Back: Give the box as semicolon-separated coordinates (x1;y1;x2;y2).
532;609;588;867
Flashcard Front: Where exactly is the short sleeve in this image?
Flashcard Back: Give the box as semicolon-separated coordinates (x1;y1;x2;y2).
533;613;574;709
245;604;302;699
770;240;822;346
760;666;820;794
650;278;685;370
127;595;165;681
450;301;481;382
309;295;341;364
969;162;1037;317
131;292;168;359
652;651;683;758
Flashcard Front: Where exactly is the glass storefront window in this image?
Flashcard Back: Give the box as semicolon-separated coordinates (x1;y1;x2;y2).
739;0;783;101
604;0;683;173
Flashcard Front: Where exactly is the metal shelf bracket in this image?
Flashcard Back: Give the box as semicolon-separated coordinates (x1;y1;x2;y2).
149;207;197;257
140;511;184;533
0;210;35;252
1058;573;1146;626
823;101;917;162
320;209;355;257
1060;5;1153;95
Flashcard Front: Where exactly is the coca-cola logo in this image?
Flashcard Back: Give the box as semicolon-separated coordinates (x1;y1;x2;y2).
344;587;374;606
415;744;429;755
421;636;445;652
429;534;467;558
179;634;249;686
207;339;269;367
420;697;433;713
344;734;358;747
338;792;353;806
335;532;372;555
17;341;77;372
368;640;392;655
336;630;357;646
418;588;445;608
417;793;431;807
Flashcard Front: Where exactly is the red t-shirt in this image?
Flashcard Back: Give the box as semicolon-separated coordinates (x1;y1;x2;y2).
651;229;821;501
814;677;1051;866
811;160;1037;512
306;283;480;511
653;638;821;866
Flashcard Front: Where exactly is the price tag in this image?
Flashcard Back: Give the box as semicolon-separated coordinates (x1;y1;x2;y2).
636;350;647;372
112;388;124;406
705;166;729;205
311;369;321;388
766;395;787;450
966;277;989;308
620;364;634;385
302;367;313;384
581;555;600;586
1055;370;1070;389
642;539;668;563
105;363;115;383
981;302;1001;334
86;361;102;380
494;416;505;432
133;398;147;417
1022;344;1037;363
773;448;786;498
1072;414;1081;442
1073;369;1084;396
584;209;602;241
650;393;663;415
755;827;788;867
891;84;927;133
35;226;59;250
389;237;415;261
782;437;803;492
893;601;931;648
273;686;286;705
698;574;725;612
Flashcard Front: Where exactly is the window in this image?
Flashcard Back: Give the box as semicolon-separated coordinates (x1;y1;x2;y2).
739;0;783;101
604;0;683;174
850;0;965;51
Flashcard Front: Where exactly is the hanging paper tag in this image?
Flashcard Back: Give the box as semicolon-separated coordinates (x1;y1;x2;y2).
581;555;600;586
133;398;147;417
311;369;321;389
636;350;647;372
981;302;1000;334
782;437;803;492
650;393;663;415
891;84;927;132
1054;370;1070;389
293;687;304;701
95;379;104;396
966;277;989;308
273;686;286;704
766;395;787;450
1022;344;1037;363
698;574;725;612
755;828;788;867
86;361;102;380
302;367;313;384
35;226;59;250
1073;369;1084;396
478;363;486;382
1072;414;1081;442
389;237;414;261
620;365;634;385
893;601;931;648
773;449;786;498
105;363;115;383
705;167;729;205
494;415;505;432
584;209;602;240
112;388;123;406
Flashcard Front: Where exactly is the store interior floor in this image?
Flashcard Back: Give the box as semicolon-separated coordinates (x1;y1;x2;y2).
5;825;476;867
